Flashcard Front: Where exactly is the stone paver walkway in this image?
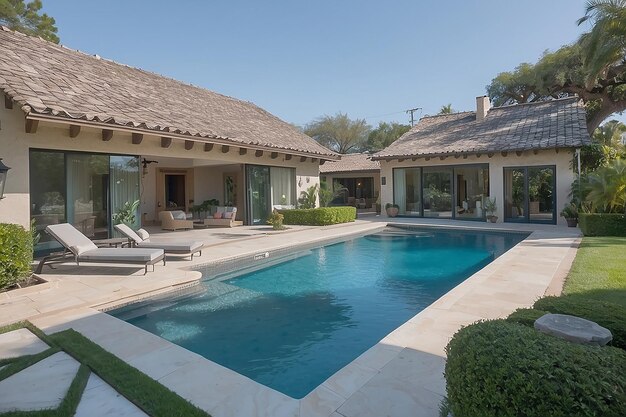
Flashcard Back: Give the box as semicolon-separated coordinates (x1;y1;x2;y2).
0;351;79;412
0;328;48;359
74;374;149;417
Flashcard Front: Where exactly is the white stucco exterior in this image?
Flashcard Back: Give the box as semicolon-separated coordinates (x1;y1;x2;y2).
0;105;321;228
378;150;576;226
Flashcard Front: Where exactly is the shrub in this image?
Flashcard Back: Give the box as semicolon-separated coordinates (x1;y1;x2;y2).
445;320;626;417
0;223;33;290
267;210;285;230
534;295;626;349
280;207;356;226
506;308;549;327
579;213;626;236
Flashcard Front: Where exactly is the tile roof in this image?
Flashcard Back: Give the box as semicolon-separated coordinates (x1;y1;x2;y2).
0;27;337;158
319;153;380;173
373;97;591;159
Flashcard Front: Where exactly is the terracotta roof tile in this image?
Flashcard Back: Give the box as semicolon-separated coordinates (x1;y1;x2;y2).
375;98;591;159
0;28;337;158
319;153;380;173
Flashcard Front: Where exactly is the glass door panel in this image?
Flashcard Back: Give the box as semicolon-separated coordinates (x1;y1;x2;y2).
270;167;295;209
504;168;526;222
454;166;489;220
110;156;141;231
66;154;110;239
423;168;452;218
528;167;555;223
393;168;421;216
30;150;66;255
247;165;271;225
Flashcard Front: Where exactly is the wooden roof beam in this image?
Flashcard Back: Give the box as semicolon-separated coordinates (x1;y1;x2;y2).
102;129;113;141
204;143;213;152
255;150;263;157
4;94;13;110
239;148;247;156
131;133;143;144
25;119;38;134
184;140;194;150
69;124;81;138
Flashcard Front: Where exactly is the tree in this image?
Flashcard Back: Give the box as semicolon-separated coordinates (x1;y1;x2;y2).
486;0;626;135
439;104;455;114
304;113;371;154
577;0;626;80
365;121;411;151
593;119;626;147
0;0;58;43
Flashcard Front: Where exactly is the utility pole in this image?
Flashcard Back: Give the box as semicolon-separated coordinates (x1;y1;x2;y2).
405;107;422;126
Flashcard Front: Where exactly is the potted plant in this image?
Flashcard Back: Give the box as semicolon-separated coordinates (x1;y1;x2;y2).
560;202;579;227
385;203;399;217
112;200;140;227
483;197;498;223
267;210;286;230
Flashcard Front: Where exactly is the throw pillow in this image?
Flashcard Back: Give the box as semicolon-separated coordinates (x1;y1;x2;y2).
137;229;150;240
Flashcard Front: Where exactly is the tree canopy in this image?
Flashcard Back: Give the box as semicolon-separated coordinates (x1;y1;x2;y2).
439;104;455;114
0;0;58;43
365;121;410;151
486;0;626;133
304;113;371;154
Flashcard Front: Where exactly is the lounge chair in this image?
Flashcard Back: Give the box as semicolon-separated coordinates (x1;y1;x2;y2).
36;223;165;275
159;210;194;231
114;223;203;260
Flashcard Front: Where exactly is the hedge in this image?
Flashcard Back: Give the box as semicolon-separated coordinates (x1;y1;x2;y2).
506;308;549;327
279;207;356;226
445;320;626;417
534;295;626;349
579;213;626;237
0;223;33;290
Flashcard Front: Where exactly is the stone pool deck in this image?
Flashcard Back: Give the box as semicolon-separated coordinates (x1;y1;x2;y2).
0;219;581;417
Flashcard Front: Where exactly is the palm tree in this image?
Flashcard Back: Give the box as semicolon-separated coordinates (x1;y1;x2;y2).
439;104;454;114
578;0;626;81
584;158;626;212
593;119;626;147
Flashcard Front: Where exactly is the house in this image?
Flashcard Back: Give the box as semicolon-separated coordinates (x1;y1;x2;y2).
0;27;337;254
373;96;591;225
319;153;380;209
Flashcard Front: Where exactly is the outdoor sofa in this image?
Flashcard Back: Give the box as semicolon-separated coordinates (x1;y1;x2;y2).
203;206;243;227
114;223;203;260
36;223;165;275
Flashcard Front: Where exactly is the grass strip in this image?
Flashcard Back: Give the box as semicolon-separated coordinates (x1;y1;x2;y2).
563;236;626;307
0;364;91;417
0;347;59;381
48;329;210;417
0;321;28;335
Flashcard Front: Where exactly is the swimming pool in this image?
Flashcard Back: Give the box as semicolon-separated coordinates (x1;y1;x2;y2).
111;227;526;398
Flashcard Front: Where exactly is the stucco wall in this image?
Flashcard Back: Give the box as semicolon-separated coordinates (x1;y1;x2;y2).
0;105;320;227
378;150;576;226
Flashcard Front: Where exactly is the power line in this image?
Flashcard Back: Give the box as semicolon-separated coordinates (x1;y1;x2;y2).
405;107;422;126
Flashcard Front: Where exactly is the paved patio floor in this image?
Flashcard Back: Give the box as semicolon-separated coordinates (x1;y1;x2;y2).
0;219;581;417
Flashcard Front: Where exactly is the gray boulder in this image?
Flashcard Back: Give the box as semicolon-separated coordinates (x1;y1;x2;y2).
534;313;613;346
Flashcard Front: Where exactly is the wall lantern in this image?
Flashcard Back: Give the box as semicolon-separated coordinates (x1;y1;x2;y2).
0;158;10;200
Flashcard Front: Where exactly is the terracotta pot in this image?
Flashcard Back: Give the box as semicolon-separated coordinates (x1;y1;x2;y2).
487;215;498;223
386;207;399;217
565;218;578;227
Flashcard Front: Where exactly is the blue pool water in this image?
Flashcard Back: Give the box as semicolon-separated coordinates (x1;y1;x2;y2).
111;227;526;398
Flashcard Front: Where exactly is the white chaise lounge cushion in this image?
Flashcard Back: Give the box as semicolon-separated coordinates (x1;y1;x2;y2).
114;224;202;253
114;223;144;244
46;223;98;255
136;229;150;240
78;248;164;262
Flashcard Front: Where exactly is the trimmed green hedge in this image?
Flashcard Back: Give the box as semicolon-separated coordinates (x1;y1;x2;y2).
280;207;356;226
0;223;33;290
506;308;549;327
579;213;626;236
534;296;626;349
445;320;626;417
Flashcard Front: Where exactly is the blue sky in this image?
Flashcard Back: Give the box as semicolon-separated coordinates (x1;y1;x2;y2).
42;1;595;127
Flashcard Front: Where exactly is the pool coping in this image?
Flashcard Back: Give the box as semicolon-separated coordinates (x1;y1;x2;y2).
26;222;581;417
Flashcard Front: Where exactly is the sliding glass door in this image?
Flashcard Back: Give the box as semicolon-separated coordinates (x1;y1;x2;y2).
392;164;489;220
246;165;296;225
30;150;140;255
504;166;555;224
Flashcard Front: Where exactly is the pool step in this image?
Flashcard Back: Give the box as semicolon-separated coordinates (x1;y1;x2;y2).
171;282;263;313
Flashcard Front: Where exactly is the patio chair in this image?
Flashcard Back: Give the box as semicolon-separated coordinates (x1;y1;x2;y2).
202;206;243;228
159;210;194;231
36;223;165;275
114;223;203;260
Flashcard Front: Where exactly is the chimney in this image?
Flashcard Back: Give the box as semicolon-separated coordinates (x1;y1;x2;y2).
476;95;491;122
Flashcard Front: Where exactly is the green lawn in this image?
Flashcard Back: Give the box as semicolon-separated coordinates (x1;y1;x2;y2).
563;236;626;307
